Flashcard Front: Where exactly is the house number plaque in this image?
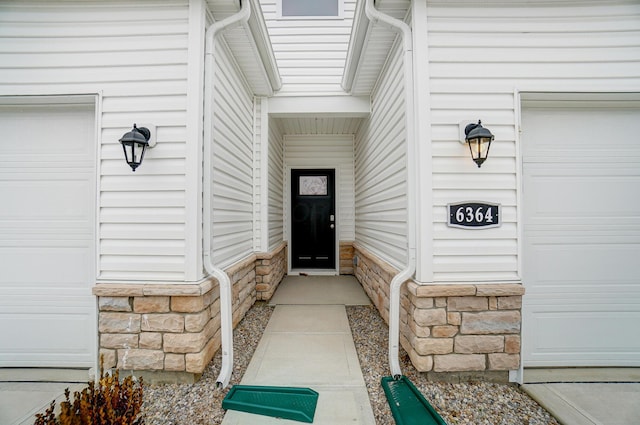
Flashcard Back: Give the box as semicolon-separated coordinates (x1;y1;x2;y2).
447;202;501;229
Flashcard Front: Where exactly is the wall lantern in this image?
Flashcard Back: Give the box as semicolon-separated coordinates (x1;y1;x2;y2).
461;120;494;168
119;123;156;172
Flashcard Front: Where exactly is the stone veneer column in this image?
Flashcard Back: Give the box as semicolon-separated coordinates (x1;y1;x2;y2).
354;243;524;381
255;242;287;301
339;241;355;275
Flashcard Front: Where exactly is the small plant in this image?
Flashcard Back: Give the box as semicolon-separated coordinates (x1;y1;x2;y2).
34;356;144;425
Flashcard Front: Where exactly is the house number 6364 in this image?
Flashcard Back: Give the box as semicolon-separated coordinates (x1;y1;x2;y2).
447;202;501;229
456;206;493;223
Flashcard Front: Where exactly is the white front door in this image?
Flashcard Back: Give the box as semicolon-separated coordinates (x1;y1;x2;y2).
0;98;97;368
521;96;640;367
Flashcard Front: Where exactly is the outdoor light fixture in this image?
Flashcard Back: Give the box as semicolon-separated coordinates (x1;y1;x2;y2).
119;123;155;172
462;120;494;168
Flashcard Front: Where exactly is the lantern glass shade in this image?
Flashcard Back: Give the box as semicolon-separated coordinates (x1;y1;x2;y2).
119;124;151;172
464;120;494;168
468;136;492;167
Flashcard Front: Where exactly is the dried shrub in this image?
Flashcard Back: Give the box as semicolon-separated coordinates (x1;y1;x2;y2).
34;357;144;425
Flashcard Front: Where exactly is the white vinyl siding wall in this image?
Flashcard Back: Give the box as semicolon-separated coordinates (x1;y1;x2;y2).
354;41;407;269
268;117;285;249
0;1;191;282
284;135;355;242
211;39;256;268
260;0;356;95
427;1;640;282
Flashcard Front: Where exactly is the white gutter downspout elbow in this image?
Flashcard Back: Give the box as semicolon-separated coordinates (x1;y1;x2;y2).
203;0;251;389
364;0;417;379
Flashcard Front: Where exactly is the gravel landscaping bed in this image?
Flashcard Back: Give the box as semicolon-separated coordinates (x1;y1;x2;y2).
347;305;560;425
143;303;274;425
143;302;559;425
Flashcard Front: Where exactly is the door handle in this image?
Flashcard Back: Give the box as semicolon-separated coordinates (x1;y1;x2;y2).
330;224;335;229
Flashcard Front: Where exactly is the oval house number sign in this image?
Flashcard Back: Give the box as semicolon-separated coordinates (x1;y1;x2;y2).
447;202;501;229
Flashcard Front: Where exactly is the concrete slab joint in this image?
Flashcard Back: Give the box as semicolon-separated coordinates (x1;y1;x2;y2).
353;243;524;380
92;244;286;383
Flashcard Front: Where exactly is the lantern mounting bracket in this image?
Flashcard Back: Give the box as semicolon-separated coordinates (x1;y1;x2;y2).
458;120;474;144
139;123;157;147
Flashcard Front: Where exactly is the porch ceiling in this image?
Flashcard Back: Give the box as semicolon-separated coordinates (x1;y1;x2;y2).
275;117;364;135
269;95;369;135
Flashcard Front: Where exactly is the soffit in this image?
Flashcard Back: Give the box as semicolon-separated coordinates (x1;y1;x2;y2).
343;0;411;96
207;0;281;96
206;0;240;21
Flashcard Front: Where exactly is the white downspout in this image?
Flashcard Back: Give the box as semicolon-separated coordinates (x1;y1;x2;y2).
364;0;417;379
203;0;251;389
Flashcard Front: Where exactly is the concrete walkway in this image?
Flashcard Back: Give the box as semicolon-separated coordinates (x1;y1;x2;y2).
0;369;87;425
522;369;640;425
222;275;375;424
268;275;372;306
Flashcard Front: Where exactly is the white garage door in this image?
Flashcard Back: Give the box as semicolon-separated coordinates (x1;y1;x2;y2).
521;94;640;367
0;97;97;368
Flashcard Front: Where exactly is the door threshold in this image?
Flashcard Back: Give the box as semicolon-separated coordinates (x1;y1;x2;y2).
289;269;339;276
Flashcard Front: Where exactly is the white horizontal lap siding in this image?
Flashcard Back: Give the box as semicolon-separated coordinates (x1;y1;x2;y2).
211;40;255;267
254;98;263;251
0;2;189;96
355;41;406;269
427;2;640;93
0;1;191;282
260;0;356;95
284;135;355;242
268;117;285;250
427;2;640;282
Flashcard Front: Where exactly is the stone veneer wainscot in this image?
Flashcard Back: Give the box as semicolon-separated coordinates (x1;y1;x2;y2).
93;242;287;383
353;242;524;381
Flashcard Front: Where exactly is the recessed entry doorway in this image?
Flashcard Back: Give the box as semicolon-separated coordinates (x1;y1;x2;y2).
290;169;336;271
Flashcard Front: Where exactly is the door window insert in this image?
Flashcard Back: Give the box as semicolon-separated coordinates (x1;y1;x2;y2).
299;175;328;196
